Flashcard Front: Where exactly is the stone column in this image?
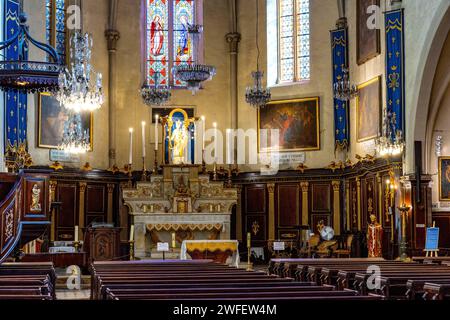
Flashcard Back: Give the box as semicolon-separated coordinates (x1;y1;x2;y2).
332;181;341;235
356;177;362;230
267;183;276;240
107;183;115;224
225;32;241;131
49;180;57;241
105;29;120;167
300;182;309;226
78;182;87;238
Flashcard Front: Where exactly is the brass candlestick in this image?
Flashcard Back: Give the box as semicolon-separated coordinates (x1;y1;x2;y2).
141;157;148;181
73;241;80;252
129;240;135;261
247;232;252;271
213;162;218;181
153;149;159;174
127;163;133;188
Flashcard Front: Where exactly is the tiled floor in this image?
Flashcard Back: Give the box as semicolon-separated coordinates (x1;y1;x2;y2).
56;289;91;300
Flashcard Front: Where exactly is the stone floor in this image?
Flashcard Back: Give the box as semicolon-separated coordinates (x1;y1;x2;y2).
56;289;91;300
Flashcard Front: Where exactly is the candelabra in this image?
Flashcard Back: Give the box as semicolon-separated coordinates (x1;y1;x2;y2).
333;68;358;101
217;165;240;188
129;240;135;261
141;157;148;181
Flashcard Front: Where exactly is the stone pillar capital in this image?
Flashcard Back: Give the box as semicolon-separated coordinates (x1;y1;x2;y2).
225;32;241;54
105;29;121;52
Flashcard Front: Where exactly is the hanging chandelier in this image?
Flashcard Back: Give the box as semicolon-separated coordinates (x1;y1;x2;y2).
245;0;271;108
333;68;358;101
0;13;63;93
59;113;91;154
56;32;104;113
375;109;405;157
172;25;216;94
141;72;171;106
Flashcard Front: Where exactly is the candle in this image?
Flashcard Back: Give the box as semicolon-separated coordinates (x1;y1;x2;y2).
129;225;135;242
74;225;79;242
155;114;159;151
141;121;146;158
172;232;176;248
247;232;251;248
129;128;134;164
213;122;218;162
226;129;232;164
201;116;206;150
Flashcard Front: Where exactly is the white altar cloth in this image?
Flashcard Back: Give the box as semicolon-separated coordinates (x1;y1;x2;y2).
180;240;240;268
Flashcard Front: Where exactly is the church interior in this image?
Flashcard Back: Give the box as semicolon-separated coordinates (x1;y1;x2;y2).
1;0;450;305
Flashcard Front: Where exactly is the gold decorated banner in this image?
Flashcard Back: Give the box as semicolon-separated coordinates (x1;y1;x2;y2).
186;241;238;253
146;223;222;232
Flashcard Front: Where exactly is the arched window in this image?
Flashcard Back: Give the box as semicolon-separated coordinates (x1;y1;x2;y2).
46;0;67;63
267;0;310;86
146;0;202;87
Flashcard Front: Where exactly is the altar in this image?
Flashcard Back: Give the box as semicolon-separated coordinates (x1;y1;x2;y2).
123;165;238;259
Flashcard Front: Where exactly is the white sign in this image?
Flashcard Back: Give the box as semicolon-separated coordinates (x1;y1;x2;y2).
157;242;170;252
272;152;306;167
49;150;80;163
273;241;285;251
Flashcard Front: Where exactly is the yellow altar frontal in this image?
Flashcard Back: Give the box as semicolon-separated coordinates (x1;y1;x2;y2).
180;240;240;267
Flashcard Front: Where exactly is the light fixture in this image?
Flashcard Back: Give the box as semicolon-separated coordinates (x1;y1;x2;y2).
0;13;63;93
141;72;171;106
245;0;271;108
376;109;405;157
333;68;358;101
59;113;91;154
435;135;443;157
172;24;216;94
56;32;104;113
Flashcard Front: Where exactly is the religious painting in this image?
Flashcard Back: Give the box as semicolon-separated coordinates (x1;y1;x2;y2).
38;93;93;150
258;97;320;152
356;76;381;142
438;157;450;201
357;0;381;65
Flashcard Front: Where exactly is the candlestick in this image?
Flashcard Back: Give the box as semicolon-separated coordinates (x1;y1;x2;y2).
129;240;135;261
74;225;79;242
171;232;176;248
247;232;252;271
129;128;134;165
141;156;148;181
127;163;133;188
153;149;159;174
155;114;159;151
141;121;146;158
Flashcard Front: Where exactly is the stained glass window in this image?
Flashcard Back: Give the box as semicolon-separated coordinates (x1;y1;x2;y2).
46;0;67;63
146;0;199;87
267;0;310;85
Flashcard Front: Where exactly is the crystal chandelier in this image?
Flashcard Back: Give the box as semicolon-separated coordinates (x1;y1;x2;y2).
56;32;104;113
333;68;358;101
0;13;63;93
172;25;216;94
141;72;171;106
59;113;91;154
245;0;271;108
376;109;405;157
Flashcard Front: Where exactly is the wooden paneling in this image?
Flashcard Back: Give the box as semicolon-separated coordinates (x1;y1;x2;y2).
243;185;267;246
56;183;78;241
86;185;106;214
433;213;450;248
277;184;299;227
244;185;266;213
311;183;331;212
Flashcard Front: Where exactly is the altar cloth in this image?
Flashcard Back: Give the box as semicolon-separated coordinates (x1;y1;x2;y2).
180;240;240;267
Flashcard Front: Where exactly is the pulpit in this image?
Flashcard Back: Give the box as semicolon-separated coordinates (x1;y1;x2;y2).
84;226;121;263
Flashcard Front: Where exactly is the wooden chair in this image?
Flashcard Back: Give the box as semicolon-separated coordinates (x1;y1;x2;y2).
333;234;354;258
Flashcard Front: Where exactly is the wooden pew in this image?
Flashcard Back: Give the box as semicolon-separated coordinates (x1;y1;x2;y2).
423;282;450;300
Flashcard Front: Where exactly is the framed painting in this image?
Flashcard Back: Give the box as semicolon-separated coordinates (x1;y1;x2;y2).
438;157;450;201
258;97;320;152
357;0;381;65
356;76;381;142
38;93;93;150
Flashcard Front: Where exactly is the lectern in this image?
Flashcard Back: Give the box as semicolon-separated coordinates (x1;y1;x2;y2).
84;225;121;263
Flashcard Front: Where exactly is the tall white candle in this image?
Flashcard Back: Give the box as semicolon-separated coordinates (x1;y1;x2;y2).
74;225;79;242
129;128;134;164
213;122;218;162
201;116;206;150
154;114;159;151
226;129;232;164
141;121;146;158
129;225;135;242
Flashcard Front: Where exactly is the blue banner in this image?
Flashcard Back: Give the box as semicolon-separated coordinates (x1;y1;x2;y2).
330;28;349;151
3;0;27;152
385;9;405;141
